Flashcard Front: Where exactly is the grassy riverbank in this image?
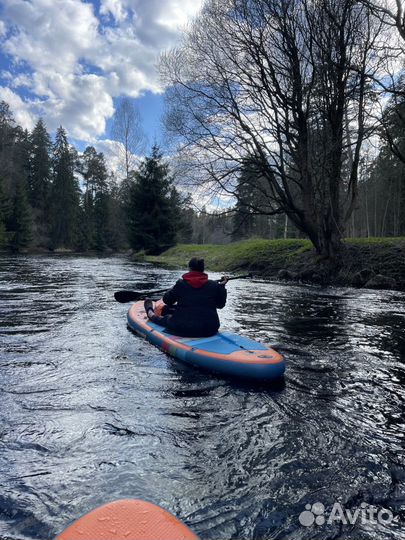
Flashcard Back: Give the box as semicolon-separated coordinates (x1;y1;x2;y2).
144;237;405;290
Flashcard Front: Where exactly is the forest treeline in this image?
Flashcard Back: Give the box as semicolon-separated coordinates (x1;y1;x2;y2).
0;98;288;252
0;101;196;254
0;77;404;254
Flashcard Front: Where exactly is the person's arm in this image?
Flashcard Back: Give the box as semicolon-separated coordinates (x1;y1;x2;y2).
215;280;227;308
162;281;181;306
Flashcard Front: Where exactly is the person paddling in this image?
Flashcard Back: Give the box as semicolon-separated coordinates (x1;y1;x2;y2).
144;258;228;337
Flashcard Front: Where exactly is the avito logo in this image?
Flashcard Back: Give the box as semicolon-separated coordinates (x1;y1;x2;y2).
299;501;393;527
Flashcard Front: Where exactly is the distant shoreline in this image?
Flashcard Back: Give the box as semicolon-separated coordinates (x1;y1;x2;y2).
2;237;404;291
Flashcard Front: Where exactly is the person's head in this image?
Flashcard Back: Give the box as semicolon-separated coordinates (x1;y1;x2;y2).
188;257;205;273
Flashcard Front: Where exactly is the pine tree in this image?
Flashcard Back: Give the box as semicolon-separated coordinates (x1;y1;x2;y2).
81;146;108;195
80;146;110;250
50;127;80;249
127;145;176;254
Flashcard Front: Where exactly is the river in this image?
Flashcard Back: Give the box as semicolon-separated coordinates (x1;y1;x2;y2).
0;254;404;540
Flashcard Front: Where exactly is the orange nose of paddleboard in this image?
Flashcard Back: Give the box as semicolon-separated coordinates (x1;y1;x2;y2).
56;499;198;540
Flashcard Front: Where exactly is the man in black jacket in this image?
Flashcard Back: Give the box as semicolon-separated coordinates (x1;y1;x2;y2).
144;258;228;337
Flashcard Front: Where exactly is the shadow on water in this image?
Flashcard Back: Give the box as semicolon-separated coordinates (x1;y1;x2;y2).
0;255;404;540
160;351;287;395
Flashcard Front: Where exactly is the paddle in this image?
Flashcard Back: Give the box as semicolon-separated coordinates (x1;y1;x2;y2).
114;272;253;303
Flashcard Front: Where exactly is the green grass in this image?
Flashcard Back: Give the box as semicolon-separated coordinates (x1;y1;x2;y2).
145;238;312;272
142;237;405;289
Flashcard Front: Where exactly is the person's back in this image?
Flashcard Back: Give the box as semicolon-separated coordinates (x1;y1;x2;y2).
144;258;227;337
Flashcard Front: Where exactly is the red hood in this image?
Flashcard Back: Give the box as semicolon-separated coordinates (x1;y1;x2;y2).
182;271;209;288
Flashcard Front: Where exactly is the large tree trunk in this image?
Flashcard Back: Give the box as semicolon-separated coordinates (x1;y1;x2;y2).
161;0;380;261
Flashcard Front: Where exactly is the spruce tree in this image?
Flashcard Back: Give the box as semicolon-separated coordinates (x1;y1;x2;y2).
50;127;80;249
0;101;15;157
94;191;109;251
18;128;31;181
169;188;193;243
9;179;32;251
0;218;5;248
0;101;17;210
380;75;405;166
81;190;95;249
28;118;52;220
6;127;33;251
128;145;176;254
0;175;8;247
0;103;24;249
232;157;261;240
106;173;127;250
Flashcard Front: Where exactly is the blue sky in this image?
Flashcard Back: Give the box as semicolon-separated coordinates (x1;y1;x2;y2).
0;0;203;160
106;92;165;149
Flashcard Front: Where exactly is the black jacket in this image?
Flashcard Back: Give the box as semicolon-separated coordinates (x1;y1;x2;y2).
162;272;227;337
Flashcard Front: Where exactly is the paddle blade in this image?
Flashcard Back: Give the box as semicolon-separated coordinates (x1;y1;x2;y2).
114;290;142;303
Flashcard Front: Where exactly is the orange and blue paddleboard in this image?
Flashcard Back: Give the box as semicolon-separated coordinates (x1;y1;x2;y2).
127;301;285;380
57;499;198;540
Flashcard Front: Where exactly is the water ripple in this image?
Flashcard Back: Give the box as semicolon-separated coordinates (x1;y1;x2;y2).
0;254;404;539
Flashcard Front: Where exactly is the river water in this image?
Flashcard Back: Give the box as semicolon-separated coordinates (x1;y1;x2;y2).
0;254;404;540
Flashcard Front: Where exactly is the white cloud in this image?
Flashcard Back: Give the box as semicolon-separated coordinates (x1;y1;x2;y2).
0;0;204;143
10;72;32;89
0;70;13;81
155;0;204;31
94;24;162;97
0;87;36;130
93;138;125;176
3;0;99;75
93;137;144;181
38;74;115;140
100;0;128;23
0;20;7;37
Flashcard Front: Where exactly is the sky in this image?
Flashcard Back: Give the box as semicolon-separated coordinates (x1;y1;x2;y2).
0;0;204;157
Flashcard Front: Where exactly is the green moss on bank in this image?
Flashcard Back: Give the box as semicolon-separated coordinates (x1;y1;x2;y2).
336;238;405;287
144;237;405;290
145;238;311;271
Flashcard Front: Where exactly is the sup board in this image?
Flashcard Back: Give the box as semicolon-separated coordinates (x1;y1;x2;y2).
127;301;285;380
57;499;198;540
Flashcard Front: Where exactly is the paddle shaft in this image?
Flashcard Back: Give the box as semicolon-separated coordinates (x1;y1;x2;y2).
144;273;251;295
223;273;252;282
114;272;253;303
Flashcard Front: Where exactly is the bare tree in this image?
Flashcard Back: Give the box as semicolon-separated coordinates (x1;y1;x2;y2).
111;97;146;182
356;0;404;42
161;0;384;261
379;76;405;164
355;2;405;164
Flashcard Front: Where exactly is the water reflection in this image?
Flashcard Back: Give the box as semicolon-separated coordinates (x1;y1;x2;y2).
0;255;404;540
